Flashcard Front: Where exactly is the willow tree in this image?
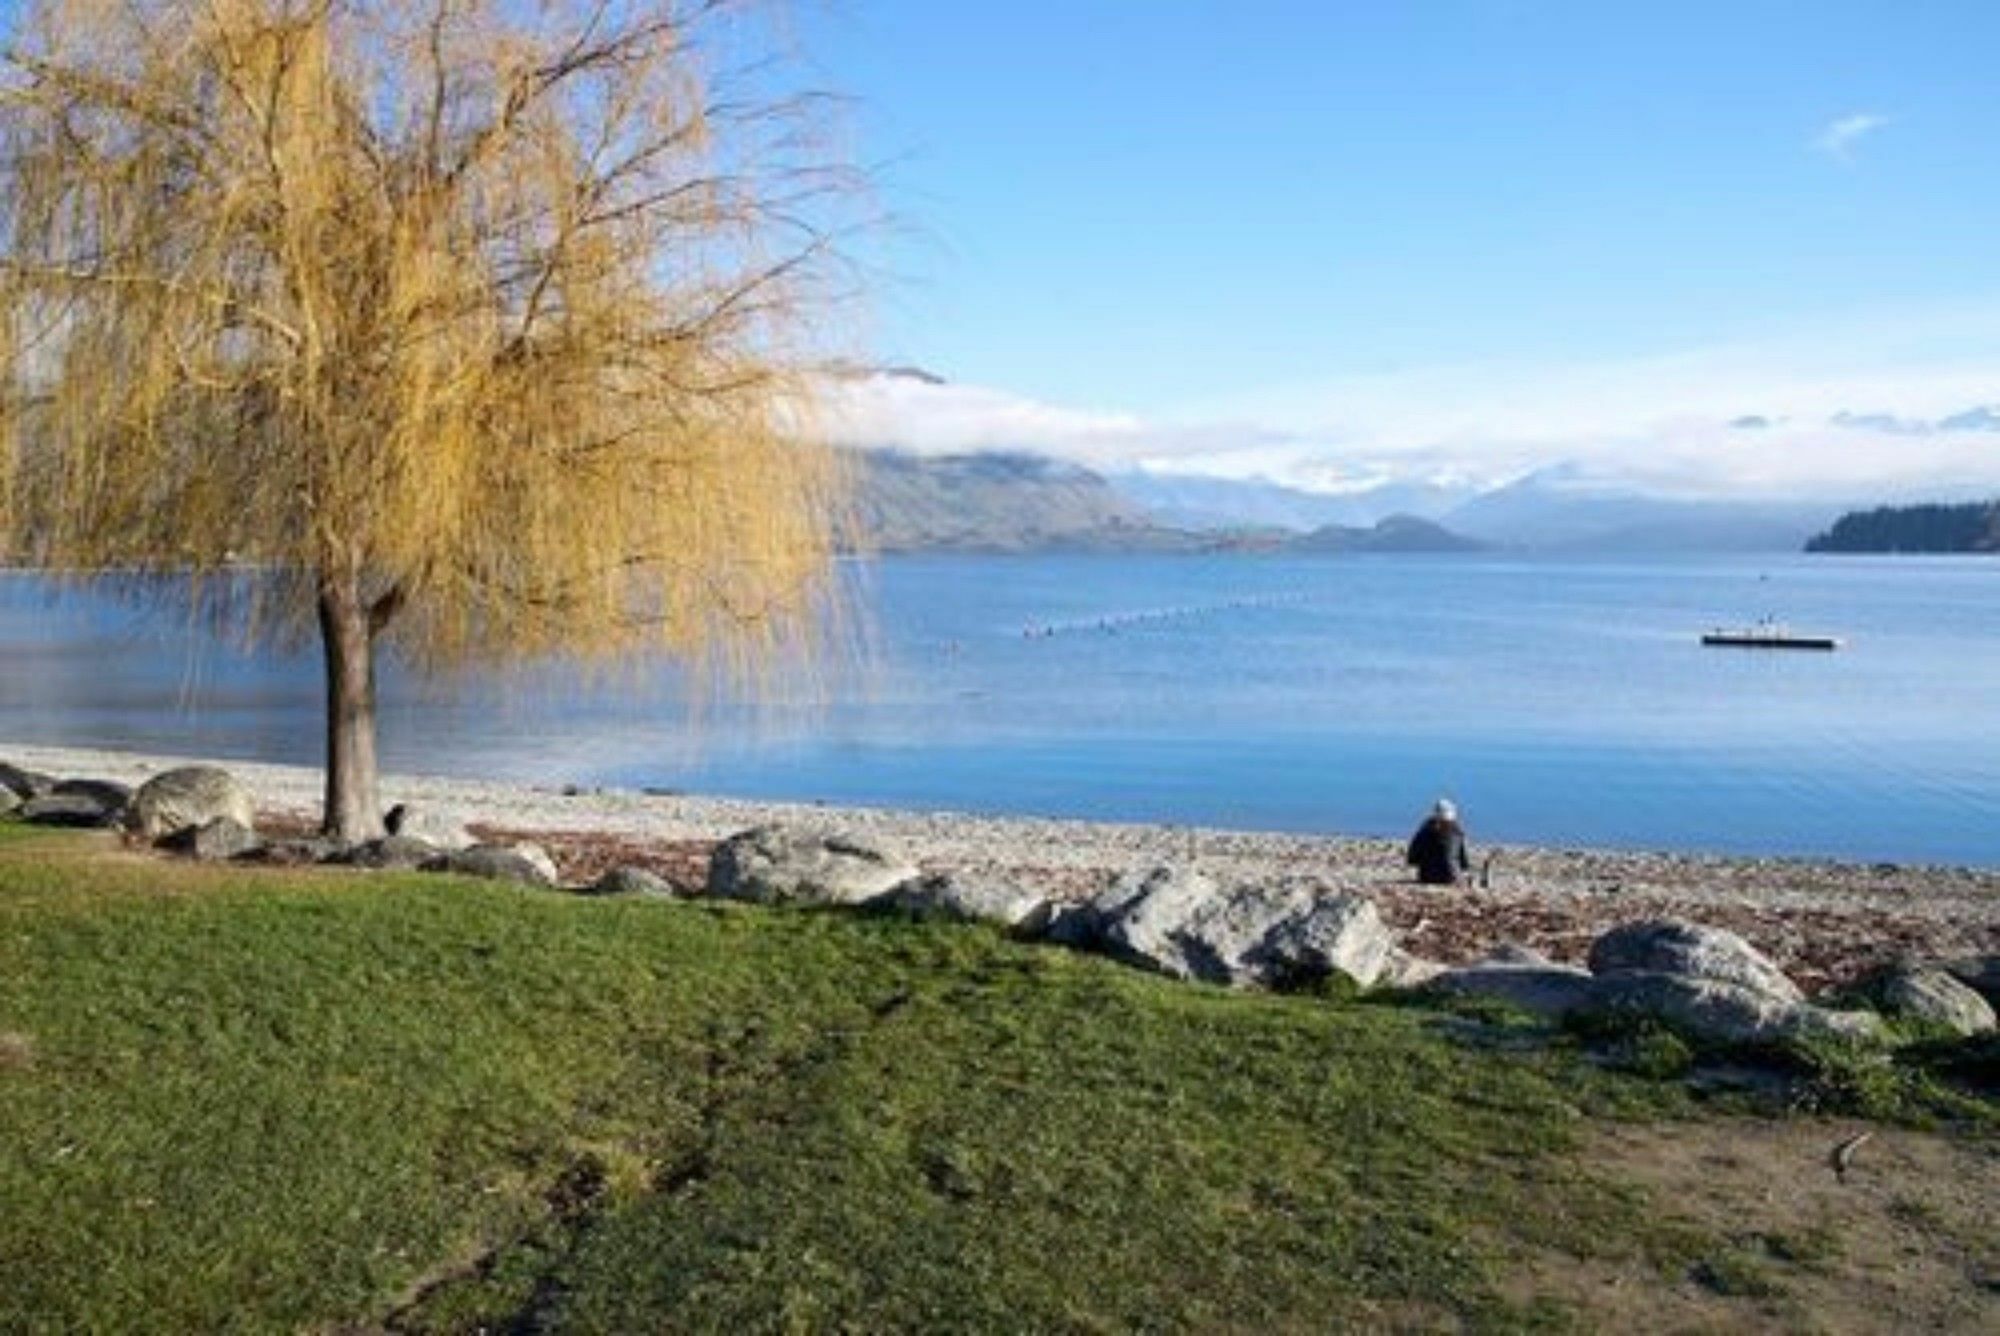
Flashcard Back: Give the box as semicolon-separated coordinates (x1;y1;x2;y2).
0;0;858;837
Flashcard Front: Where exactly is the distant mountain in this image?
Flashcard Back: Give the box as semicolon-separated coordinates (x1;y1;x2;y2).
850;449;1293;553
1108;469;1474;531
1115;461;1881;553
832;365;2000;553
847;449;1489;554
851;449;1157;552
1937;405;2000;433
1830;410;1930;436
1288;515;1486;554
1805;500;2000;553
848;443;1872;556
1813;404;2000;436
1442;469;1842;552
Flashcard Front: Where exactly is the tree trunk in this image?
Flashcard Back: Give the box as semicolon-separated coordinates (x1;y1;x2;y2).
317;570;385;841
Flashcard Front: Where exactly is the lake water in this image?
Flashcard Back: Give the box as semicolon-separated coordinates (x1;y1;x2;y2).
3;554;1997;867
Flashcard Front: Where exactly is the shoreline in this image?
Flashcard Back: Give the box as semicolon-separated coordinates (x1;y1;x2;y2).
5;741;1996;989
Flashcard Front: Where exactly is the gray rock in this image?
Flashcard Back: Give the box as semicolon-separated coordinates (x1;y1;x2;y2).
52;778;132;813
1935;955;2000;1007
1427;962;1599;1020
1588;919;1803;1004
1038;901;1095;948
872;871;1052;930
513;842;560;884
1040;873;1162;949
1852;964;1996;1037
1085;864;1227;977
0;787;18;818
706;826;917;906
1058;866;1393;990
20;792;123;828
158;816;262;862
126;766;255;840
1378;948;1448;989
422;844;555;887
383;803;475;852
1588;972;1884;1046
586;866;679;898
1254;892;1394;990
332;835;439;871
0;762;56;801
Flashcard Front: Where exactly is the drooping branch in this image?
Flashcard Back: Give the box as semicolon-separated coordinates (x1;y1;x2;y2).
1;0;863;674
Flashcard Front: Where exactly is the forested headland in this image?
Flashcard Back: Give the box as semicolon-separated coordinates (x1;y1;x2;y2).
1805;501;2000;553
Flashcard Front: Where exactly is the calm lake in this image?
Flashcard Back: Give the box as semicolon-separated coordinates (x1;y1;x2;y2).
3;554;1997;867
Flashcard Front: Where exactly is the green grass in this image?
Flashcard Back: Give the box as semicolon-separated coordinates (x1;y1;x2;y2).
0;826;1969;1331
1547;989;2000;1127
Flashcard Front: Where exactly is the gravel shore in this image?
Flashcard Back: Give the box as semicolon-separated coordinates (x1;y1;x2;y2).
7;742;1996;990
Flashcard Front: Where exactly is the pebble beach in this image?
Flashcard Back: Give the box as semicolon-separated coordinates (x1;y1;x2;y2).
6;742;1996;992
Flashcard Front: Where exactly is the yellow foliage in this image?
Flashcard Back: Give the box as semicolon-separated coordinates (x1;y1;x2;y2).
0;0;857;684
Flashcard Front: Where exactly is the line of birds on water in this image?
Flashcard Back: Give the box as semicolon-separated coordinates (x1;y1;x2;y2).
1013;591;1320;641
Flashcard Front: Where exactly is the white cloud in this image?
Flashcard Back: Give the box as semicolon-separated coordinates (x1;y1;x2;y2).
822;372;1146;457
823;301;2000;502
1814;111;1891;159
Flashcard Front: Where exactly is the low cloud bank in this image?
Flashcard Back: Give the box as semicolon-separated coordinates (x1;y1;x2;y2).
822;312;2000;503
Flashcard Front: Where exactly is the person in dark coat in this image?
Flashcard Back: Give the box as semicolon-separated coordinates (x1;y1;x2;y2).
1406;798;1470;885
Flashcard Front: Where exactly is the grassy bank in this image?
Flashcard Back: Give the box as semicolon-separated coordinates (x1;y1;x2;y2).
0;824;1991;1331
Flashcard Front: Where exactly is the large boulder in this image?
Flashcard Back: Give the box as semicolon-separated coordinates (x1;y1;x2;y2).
52;778;131;813
19;792;124;828
1080;864;1224;975
1851;964;1996;1038
1052;865;1393;990
515;842;560;884
1935;955;2000;1007
423;843;556;887
383;803;475;852
1588;920;1803;1004
706;826;917;906
0;762;56;802
872;871;1052;930
1041;872;1165;950
1378;948;1448;989
586;866;679;898
0;787;18;818
1588;972;1884;1046
1426;962;1598;1021
1253;892;1395;990
126;766;255;840
158;816;263;863
1583;918;1878;1046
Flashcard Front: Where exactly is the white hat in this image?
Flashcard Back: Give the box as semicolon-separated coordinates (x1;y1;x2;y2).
1433;798;1457;822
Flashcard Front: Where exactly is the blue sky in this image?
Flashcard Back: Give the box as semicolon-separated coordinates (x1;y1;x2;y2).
805;2;2000;496
3;0;1991;495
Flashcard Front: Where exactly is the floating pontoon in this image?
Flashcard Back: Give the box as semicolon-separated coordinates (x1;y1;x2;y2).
1700;620;1842;651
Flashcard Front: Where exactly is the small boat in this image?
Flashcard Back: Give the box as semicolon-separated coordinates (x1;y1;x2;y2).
1700;618;1841;651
